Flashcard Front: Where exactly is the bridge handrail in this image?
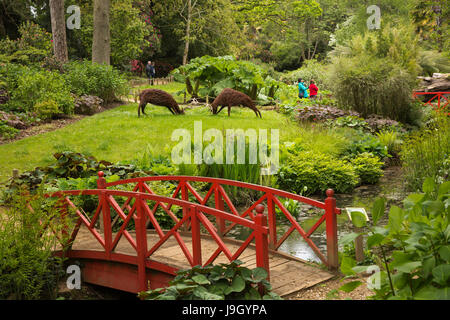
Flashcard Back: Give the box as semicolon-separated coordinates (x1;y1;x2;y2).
99;173;340;269
104;175;340;213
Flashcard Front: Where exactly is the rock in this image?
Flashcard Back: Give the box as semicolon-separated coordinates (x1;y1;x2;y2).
417;73;450;93
0;111;28;129
73;95;103;115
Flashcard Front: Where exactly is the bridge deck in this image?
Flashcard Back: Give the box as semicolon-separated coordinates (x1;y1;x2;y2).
71;226;334;297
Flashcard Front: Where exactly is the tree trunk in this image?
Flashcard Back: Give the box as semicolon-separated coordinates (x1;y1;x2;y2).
182;0;192;65
49;0;68;63
92;0;110;65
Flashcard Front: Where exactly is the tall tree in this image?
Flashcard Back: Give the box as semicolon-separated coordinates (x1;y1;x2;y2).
181;0;193;65
92;0;110;64
49;0;68;62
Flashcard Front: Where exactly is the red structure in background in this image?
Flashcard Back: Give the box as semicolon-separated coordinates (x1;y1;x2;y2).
413;92;450;115
44;172;341;294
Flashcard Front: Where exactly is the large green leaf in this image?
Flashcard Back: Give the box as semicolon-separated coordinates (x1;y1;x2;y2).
371;197;386;226
367;233;385;249
350;211;367;228
394;261;422;274
432;264;450;286
252;267;268;281
340;256;356;276
414;285;450;300
192;286;223;300
422;177;436;194
422;256;436;278
438;181;450;197
388;206;404;233
340;232;361;246
439;245;450;262
422;200;445;216
339;281;363;293
192;274;211;285
224;275;246;295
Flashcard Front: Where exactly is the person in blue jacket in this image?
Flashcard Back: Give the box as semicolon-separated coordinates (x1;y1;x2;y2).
298;78;309;99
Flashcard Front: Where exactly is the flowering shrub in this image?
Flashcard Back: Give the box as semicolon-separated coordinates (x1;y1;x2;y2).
0;21;52;64
130;59;144;76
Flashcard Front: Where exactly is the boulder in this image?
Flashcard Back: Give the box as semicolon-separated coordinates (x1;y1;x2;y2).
73;95;103;115
417;73;450;92
0;111;27;129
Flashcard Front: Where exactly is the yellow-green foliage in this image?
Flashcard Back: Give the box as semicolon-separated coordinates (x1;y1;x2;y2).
350;152;384;185
34;99;60;120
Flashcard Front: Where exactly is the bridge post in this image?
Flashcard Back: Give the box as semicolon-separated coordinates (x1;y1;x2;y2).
135;194;149;292
214;186;225;237
266;194;277;250
325;189;339;270
190;206;202;266
254;204;270;293
181;181;190;231
97;171;112;258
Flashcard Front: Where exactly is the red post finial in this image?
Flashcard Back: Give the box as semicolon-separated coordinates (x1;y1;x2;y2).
97;171;106;189
326;189;334;198
255;204;265;215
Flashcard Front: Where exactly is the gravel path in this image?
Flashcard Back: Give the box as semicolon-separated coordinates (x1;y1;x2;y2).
287;274;375;300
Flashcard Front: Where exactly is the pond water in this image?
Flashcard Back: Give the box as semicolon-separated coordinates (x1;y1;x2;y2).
228;166;408;263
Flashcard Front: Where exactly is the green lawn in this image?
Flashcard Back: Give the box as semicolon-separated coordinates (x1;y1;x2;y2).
0;84;352;182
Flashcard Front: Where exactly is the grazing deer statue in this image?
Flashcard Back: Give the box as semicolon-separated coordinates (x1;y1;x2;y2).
211;88;262;118
138;89;184;117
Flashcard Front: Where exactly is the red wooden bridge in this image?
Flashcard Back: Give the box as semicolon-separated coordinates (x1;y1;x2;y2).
413;91;449;115
46;172;342;297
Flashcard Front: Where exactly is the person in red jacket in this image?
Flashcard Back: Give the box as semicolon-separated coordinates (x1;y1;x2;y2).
309;80;319;99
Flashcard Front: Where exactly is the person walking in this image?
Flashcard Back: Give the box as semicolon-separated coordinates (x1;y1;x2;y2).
298;78;309;99
146;61;155;85
309;79;318;99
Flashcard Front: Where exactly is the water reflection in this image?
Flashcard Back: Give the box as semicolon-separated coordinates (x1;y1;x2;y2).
227;213;351;263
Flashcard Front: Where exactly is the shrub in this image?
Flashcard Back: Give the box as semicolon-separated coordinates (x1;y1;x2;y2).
0;21;52;65
280;59;328;88
329;116;371;132
33;99;60;120
339;179;450;300
342;134;389;160
276;151;359;195
0;192;66;299
138;260;282;300
350;153;384;185
0;121;19;140
9;68;74;115
64;60;129;103
376;130;403;157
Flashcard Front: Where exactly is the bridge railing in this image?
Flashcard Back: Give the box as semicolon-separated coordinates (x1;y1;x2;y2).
101;172;341;270
46;182;270;292
413;91;449;115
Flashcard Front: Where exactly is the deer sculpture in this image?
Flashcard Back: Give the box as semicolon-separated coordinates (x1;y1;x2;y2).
138;89;184;117
210;88;262;118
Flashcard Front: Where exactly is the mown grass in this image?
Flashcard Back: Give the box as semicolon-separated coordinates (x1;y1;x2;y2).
0;83;353;182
